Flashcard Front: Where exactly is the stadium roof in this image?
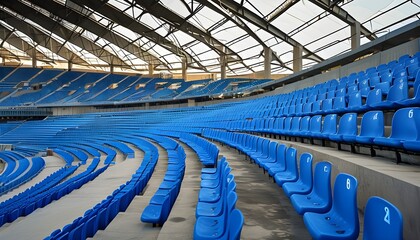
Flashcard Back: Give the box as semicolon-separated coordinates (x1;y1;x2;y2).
0;0;419;76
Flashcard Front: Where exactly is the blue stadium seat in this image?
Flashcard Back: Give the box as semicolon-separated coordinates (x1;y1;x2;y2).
330;113;358;143
296;116;311;137
347;92;365;112
303;173;359;240
229;209;244;240
374;108;419;148
274;148;298;186
355;111;384;144
282;153;313;197
363;196;403;240
371;82;408;109
366;88;383;109
317;114;337;139
290;161;332;215
307;115;322;138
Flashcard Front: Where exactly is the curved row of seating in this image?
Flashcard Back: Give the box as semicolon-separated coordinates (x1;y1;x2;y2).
202;129;404;239
180;133;219;167
45;138;159;239
141;138;186;226
0;157;106;227
194;157;244;240
0;156;45;196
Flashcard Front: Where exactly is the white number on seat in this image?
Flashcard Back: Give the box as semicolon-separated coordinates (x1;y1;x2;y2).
408;109;414;118
346;178;351;190
384;207;390;224
324;166;328;172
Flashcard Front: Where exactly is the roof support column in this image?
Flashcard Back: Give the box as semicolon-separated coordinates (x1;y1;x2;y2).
182;58;187;80
110;64;114;74
220;55;227;79
351;21;361;50
293;44;303;72
31;47;37;68
68;61;73;71
148;63;154;75
264;47;272;79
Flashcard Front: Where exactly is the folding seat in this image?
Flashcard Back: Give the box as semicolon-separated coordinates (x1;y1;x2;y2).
365;88;383;110
347;92;365;112
329;113;358;143
398;71;420;107
387;60;398;69
401;108;420;152
290;161;332;215
288;104;296;117
317;92;327;101
303;173;359;240
311;100;322;115
274;148;298;186
319;98;332;114
376;63;388;72
363;196;403;240
307;115;322;138
406;63;419;82
369;75;381;89
282;153;313;197
331;96;346;113
365;66;377;75
276;117;292;135
196;180;236;218
265;145;287;176
295;116;310;138
228;209;244;240
370;81;408;109
302;102;312;116
374;108;419;148
347;85;359;96
375;82;390;95
254;141;277;168
287;117;301;136
398;54;410;63
326;90;335;99
315;114;337;139
294;103;303;117
335;88;346;97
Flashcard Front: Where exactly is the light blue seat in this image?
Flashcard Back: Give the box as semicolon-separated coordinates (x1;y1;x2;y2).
274;148;298;186
303;173;359;240
282;153;313;197
290;161;332;215
355;111;384;144
363;196;403;240
374;107;419;148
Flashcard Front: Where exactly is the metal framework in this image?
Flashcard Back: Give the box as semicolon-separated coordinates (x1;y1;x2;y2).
0;0;417;76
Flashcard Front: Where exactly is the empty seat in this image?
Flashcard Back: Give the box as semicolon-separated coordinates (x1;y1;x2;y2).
363;196;403;240
282;153;313;197
374;108;419;148
290;161;332;215
330;113;358;143
355;111;384;144
274;148;298;186
370;82;408;109
303;173;359;240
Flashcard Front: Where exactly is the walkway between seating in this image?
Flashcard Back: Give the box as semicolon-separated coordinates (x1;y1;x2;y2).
156;142;202;240
213;142;311;239
90;142;166;239
0;150;140;239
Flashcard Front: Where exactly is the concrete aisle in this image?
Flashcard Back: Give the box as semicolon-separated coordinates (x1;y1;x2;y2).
157;142;202;240
0;151;141;240
91;143;166;240
213;142;311;240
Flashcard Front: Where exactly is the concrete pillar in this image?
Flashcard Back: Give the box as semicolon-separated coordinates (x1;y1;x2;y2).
188;99;196;107
351;22;361;50
293;44;303;72
148;63;154;75
31;47;37;68
264;47;272;79
220;55;227;79
110;64;114;74
211;73;217;81
68;61;73;71
182;58;187;80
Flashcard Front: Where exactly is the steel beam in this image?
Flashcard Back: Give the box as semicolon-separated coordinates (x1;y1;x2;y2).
212;0;324;63
266;0;300;23
0;0;130;68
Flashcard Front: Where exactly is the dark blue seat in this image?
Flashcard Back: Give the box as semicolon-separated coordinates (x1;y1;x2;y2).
274;148;298;186
330;113;358;143
363;196;403;240
303;173;359;240
282;153;313;197
290;161;332;215
374;108;419;148
355;111;384;144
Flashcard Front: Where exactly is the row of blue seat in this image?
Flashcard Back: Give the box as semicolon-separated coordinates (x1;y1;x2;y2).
194;157;244;240
141;140;186;226
0;156;45;196
0;157;106;227
45;138;159;239
180;133;219;167
202;129;404;239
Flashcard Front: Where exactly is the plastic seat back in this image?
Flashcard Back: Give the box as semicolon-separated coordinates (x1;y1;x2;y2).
386;82;408;102
285;147;297;174
363;196;403;240
303;102;312;114
321;98;332;112
337;113;357;136
229;209;244;240
312;100;322;113
359;111;384;138
332;96;346;111
388;108;419;141
313;161;332;203
321;114;337;135
329;173;359;239
290;117;301;133
299;153;313;189
276;144;287;170
309;115;322;134
300;116;310;132
366;88;382;106
348;92;362;109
